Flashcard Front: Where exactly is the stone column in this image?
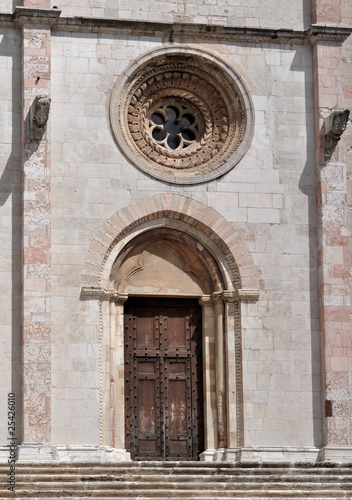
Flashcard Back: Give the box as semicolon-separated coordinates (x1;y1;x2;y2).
223;292;242;461
199;296;217;460
109;294;128;451
213;294;226;450
311;0;352;460
15;5;60;459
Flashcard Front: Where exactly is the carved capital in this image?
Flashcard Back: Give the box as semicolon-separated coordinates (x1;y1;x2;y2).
109;292;128;305
81;287;128;304
221;290;239;302
199;295;213;308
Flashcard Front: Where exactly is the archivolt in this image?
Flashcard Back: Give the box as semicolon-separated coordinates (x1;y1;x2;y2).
81;194;259;296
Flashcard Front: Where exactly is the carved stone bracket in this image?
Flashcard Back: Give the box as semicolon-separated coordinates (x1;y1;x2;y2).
29;96;51;140
324;109;350;151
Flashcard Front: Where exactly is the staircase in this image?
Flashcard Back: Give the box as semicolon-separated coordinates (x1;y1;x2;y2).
1;462;352;499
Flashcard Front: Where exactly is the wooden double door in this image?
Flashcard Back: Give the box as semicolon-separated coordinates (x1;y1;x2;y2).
124;298;204;460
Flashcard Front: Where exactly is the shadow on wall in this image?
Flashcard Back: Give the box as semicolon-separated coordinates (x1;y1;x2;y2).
302;0;311;30
290;49;322;448
0;29;22;442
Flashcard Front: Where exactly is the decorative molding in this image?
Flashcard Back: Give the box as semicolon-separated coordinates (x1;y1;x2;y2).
239;447;321;463
53;21;352;45
198;295;213;308
81;286;127;304
321;445;352;462
308;24;352;44
237;288;260;301
13;6;61;26
81;194;260;293
1;11;350;44
110;46;253;184
15;444;131;462
212;289;260;303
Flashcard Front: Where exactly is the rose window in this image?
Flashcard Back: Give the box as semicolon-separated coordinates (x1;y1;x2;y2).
110;48;254;183
148;103;201;151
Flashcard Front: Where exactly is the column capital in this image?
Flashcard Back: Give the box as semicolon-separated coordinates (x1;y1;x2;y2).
81;287;128;304
198;295;213;307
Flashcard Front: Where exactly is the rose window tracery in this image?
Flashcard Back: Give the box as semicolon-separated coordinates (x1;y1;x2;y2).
149;102;201;151
110;49;254;184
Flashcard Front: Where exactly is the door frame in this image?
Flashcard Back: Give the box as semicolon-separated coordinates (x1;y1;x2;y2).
124;297;204;460
102;290;242;462
81;195;260;462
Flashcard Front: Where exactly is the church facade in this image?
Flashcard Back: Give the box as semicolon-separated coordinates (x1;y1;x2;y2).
1;0;352;466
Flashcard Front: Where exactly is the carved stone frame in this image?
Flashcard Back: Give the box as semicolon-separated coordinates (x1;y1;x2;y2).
109;45;254;185
81;195;260;461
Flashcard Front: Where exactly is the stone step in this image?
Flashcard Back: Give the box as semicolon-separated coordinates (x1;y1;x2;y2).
2;462;352;468
4;466;352;476
8;478;352;488
0;488;351;498
1;463;352;500
10;474;352;484
3;497;351;500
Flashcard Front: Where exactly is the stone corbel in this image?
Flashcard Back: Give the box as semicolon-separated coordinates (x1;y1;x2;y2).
325;109;350;150
29;96;51;140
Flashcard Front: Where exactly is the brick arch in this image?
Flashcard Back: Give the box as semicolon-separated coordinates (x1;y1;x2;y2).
81;194;259;295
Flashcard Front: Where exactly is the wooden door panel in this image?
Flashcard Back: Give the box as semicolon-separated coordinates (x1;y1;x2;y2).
125;298;203;460
166;359;192;459
167;361;189;436
135;307;158;354
135;358;161;459
164;308;188;350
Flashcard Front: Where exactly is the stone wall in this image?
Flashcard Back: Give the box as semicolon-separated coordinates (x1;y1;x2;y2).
342;0;352;324
50;33;319;449
0;28;21;446
48;0;310;30
0;0;310;27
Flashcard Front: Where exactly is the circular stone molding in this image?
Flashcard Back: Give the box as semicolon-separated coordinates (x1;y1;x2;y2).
110;46;254;184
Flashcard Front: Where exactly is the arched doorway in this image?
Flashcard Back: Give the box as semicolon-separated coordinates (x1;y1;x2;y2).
110;228;224;460
81;194;260;461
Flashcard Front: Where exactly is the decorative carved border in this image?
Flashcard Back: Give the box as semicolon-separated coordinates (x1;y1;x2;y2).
110;46;254;184
3;10;351;45
81;194;260;295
